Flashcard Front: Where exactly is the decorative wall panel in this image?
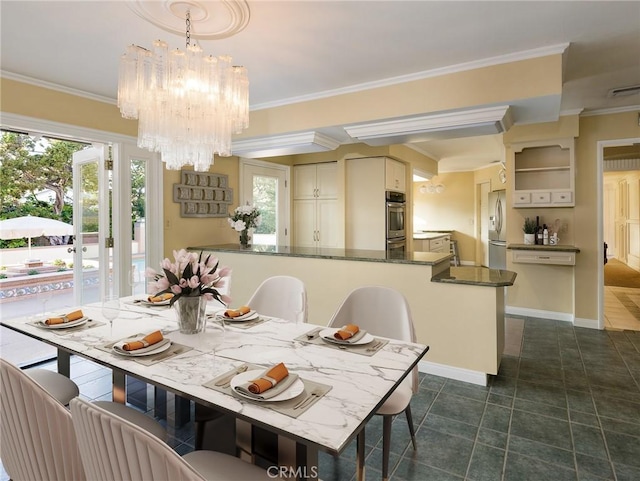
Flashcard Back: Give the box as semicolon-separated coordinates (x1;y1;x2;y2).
173;171;233;218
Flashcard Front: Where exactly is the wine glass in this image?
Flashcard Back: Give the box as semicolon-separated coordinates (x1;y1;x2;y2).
101;295;120;337
198;316;226;361
37;288;53;317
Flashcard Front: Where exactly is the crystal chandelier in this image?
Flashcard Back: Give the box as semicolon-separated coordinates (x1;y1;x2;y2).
117;11;249;172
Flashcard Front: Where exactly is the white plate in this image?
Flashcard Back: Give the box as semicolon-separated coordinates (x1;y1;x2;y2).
39;316;89;329
219;310;258;322
320;328;374;345
112;338;172;357
230;369;304;402
139;298;171;306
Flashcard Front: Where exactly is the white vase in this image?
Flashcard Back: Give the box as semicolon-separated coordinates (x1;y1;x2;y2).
524;233;535;245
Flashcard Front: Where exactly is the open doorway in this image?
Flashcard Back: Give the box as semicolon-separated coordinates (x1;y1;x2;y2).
601;141;640;331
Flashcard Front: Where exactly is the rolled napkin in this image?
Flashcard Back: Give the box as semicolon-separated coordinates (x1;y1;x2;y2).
122;330;164;351
234;363;299;400
334;324;360;341
148;293;174;303
224;305;251;318
247;362;289;394
45;309;84;326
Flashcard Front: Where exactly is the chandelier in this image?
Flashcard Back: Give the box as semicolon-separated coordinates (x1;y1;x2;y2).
117;10;249;172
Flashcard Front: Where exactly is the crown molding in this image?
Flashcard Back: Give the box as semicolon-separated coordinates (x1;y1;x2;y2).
252;43;569;111
232;131;341;158
580;105;640;117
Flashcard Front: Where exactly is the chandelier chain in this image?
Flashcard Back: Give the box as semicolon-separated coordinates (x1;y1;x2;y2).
185;11;191;47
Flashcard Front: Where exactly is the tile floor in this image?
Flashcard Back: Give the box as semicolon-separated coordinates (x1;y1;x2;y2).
2;315;640;481
604;286;640;331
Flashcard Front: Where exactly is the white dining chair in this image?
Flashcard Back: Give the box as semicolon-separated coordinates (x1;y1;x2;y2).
195;275;308;454
327;285;425;481
70;397;271;481
246;275;308;323
0;357;86;481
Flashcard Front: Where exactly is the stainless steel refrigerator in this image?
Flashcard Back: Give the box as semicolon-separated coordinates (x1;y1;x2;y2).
488;190;506;269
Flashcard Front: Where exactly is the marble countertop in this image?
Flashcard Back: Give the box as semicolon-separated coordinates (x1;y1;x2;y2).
431;266;517;287
507;244;580;253
191;244;451;266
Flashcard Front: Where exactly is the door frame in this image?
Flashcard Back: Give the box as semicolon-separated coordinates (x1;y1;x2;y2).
1;112;163;300
597;137;640;329
238;157;291;246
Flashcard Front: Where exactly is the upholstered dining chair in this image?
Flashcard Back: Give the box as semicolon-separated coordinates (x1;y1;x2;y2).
247;275;308;323
70;397;271;481
26;367;80;405
327;285;425;481
0;358;167;481
0;357;86;481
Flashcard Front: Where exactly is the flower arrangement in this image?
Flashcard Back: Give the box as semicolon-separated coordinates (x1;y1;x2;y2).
228;204;261;247
146;249;231;306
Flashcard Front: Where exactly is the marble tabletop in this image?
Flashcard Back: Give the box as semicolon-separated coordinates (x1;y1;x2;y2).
1;297;428;457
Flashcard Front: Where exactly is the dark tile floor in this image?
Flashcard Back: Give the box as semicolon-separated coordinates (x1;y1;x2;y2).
2;317;639;481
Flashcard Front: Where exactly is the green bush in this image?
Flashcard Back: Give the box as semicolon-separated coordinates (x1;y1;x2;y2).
27;269;39;275
0;273;7;279
52;259;67;267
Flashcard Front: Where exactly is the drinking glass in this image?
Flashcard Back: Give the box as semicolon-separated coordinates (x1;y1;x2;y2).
37;288;53;317
198;316;226;361
101;296;120;337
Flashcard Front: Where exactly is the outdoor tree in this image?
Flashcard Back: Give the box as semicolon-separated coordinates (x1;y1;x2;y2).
0;131;88;216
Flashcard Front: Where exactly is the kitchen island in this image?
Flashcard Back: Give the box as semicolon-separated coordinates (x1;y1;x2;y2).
191;244;516;385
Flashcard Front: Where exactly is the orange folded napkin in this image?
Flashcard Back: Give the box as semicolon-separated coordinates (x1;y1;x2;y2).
247;362;289;394
45;310;84;325
148;293;174;303
224;305;251;318
334;324;360;340
122;331;164;351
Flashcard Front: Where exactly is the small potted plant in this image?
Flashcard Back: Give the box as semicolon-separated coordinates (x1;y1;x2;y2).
523;217;537;244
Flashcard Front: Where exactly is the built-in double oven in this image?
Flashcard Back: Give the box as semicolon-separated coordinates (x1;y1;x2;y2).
385;191;406;258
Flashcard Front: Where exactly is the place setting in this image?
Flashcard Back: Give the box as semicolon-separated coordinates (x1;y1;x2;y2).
295;324;388;356
127;292;175;309
204;362;332;418
212;305;267;330
28;309;106;335
96;330;192;366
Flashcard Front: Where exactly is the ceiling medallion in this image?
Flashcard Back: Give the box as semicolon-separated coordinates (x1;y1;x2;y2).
126;0;250;40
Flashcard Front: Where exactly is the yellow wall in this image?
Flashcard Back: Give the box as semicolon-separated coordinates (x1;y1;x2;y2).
3;74;639;324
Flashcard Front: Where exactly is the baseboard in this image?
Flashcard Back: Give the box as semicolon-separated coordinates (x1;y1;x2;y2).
505;305;574;323
460;260;475;266
574;317;601;329
418;360;488;386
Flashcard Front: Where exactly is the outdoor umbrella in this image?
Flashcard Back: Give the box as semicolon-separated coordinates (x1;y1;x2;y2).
0;215;74;258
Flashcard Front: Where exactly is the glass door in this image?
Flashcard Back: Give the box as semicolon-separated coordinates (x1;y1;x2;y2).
72;145;108;305
240;159;290;246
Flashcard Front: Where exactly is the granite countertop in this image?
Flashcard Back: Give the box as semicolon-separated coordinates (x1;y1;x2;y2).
191;244;451;266
431;266;517;287
413;232;451;240
507;244;580;253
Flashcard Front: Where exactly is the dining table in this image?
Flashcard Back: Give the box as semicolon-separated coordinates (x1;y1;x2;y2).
0;296;429;481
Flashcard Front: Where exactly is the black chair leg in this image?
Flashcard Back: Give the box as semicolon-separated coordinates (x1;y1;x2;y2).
382;415;392;481
404;405;417;450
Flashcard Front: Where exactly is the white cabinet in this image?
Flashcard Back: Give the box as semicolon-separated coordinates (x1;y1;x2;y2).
415;235;450;253
293;163;337;200
511;139;575;208
512;250;576;266
293;163;339;248
385;158;406;193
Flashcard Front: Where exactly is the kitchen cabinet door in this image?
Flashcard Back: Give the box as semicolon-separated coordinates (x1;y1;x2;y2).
317;199;339;247
293;162;337;199
293;199;317;247
385;158;406;193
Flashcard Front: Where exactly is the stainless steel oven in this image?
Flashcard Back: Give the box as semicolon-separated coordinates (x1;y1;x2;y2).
386;237;406;259
386;191;406;239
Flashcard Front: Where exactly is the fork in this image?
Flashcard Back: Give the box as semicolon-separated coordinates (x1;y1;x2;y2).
215;364;248;387
294;389;322;410
367;340;382;352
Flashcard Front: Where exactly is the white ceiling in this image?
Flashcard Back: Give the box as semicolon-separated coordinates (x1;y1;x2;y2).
1;1;639;172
